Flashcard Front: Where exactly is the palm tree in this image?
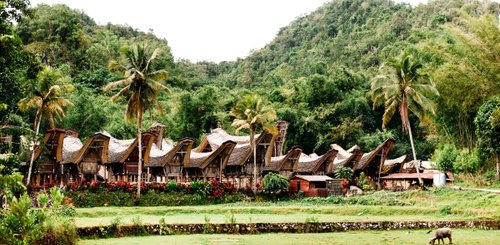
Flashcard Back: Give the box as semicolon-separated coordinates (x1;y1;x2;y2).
231;94;277;192
370;50;439;185
18;66;74;185
103;44;169;201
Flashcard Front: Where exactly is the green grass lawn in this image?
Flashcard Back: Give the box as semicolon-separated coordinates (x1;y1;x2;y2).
75;188;500;227
74;205;484;227
79;229;500;245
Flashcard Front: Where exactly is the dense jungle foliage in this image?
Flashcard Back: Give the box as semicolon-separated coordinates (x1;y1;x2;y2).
0;0;499;175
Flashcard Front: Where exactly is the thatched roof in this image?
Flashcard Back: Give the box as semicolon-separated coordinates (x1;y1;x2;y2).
70;133;110;165
381;170;451;180
104;132;135;163
400;160;421;173
295;149;338;174
264;146;302;172
187;140;236;169
145;138;195;167
33;128;68;163
147;139;175;166
202;128;273;167
61;135;83;164
353;139;395;171
102;132;156;164
381;155;409;175
330;144;363;169
294;175;334;182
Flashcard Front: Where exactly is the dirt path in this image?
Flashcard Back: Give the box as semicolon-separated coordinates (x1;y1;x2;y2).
452;186;500;194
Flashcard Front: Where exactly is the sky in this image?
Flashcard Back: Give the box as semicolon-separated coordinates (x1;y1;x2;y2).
29;0;427;62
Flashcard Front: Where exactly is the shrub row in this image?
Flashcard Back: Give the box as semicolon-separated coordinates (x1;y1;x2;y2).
65;179;245;207
66;191;245;207
299;191;414;206
78;220;500;238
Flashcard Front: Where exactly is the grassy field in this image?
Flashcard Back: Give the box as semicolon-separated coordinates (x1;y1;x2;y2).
75;188;500;227
79;229;500;245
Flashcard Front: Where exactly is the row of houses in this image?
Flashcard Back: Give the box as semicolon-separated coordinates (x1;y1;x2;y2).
24;121;430;189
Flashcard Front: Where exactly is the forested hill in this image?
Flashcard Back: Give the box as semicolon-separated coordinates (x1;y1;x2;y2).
214;0;496;88
1;0;499;167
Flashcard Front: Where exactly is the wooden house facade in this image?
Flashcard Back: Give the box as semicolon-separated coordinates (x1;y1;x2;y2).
28;129;78;188
262;146;303;178
185;140;236;181
289;175;340;197
295;149;338;176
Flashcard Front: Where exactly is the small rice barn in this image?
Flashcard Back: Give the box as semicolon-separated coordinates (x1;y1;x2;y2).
380;171;454;191
289;175;342;197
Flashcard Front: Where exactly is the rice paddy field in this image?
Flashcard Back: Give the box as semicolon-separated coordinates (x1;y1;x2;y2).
79;229;500;245
75;188;500;227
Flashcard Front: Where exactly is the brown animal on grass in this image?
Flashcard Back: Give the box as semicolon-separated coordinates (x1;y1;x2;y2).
428;227;452;244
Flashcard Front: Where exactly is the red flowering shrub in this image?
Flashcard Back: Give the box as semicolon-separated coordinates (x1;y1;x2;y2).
116;180;126;190
222;181;236;194
89;181;100;192
68;182;79;192
106;182;116;192
341;179;350;189
152;182;166;193
140;181;147;192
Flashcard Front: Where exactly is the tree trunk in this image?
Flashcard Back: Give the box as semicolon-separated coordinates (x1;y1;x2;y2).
407;120;423;185
496;154;499;181
136;110;143;202
251;129;256;193
26;107;42;186
377;147;384;190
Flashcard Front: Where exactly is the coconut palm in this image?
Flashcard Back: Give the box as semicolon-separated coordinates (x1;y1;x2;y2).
231;94;277;192
18;66;73;185
370;50;439;185
104;44;169;201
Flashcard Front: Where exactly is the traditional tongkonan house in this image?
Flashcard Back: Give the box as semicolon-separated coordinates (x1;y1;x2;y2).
381;155;410;175
329;143;363;178
144;123;194;182
205;121;288;187
69;133;110;182
295;149;338;175
262;146;303;178
106;132;155;182
184;140;236;181
27;128;78;188
206;128;273;187
146;137;194;183
350;139;395;180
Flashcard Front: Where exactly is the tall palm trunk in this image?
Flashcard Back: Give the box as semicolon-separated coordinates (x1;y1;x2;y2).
250;129;256;193
26;107;42;186
136;109;143;201
496;154;499;180
407;120;423;185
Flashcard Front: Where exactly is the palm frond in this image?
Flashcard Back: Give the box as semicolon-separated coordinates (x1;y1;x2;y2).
103;78;133;91
382;98;398;128
110;86;131;102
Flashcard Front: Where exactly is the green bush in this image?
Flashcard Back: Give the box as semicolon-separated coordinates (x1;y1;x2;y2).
165;180;178;193
436;144;458;172
262;173;289;202
0;194;45;245
0;153;20;175
0;188;77;245
262;173;289;194
65;190;245;207
335;166;353;181
299;191;412;206
454;149;481;173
